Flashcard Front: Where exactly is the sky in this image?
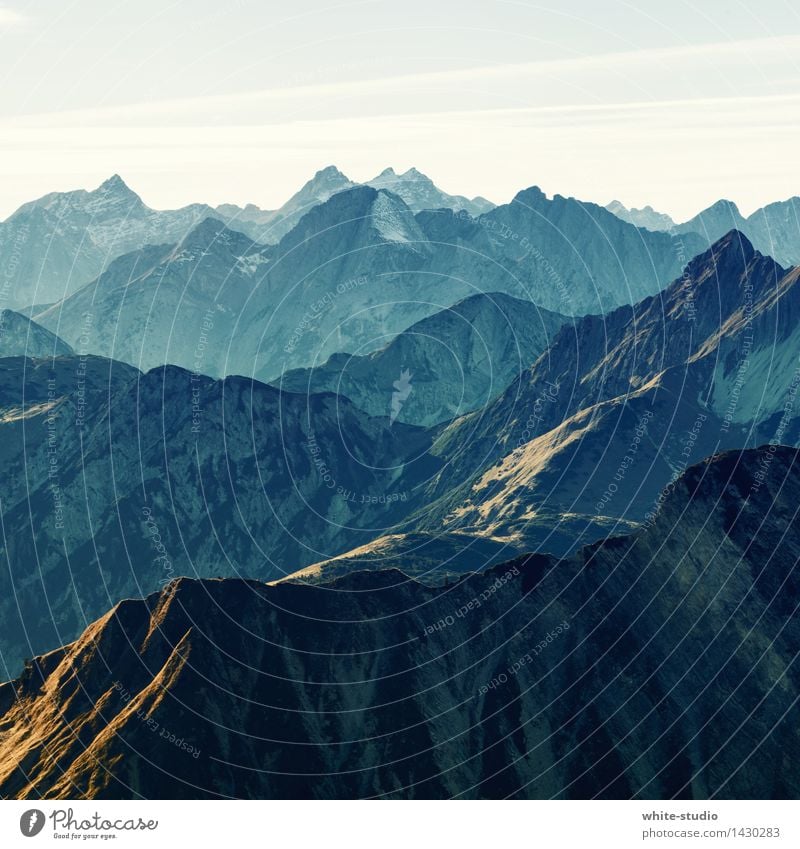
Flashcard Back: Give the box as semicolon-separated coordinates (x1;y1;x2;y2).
0;0;799;220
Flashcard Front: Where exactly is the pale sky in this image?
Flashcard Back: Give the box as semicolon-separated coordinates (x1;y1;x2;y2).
0;0;799;220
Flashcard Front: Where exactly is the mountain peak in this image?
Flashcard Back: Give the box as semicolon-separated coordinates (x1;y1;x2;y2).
179;216;254;252
97;173;136;196
87;174;144;213
512;185;548;206
678;230;758;284
707;198;741;212
704;228;756;261
670;228;785;315
311;165;350;182
677;198;747;240
279;167;356;218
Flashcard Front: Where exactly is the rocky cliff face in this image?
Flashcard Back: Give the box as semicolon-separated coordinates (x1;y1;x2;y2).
1;447;798;799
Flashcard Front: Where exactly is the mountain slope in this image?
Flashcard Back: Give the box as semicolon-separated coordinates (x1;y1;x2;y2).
0;175;217;309
676;199;748;243
217;165;357;243
9;231;798;678
34;219;271;376
234;184;704;376
744;197;800;267
0;358;438;674
0;309;73;358
279;530;529;586
471;186;707;314
2;447;798;799
412;231;799;542
275;293;570;425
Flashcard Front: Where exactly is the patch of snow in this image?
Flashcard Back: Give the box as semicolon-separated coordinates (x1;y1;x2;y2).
235;253;270;276
370;193;419;243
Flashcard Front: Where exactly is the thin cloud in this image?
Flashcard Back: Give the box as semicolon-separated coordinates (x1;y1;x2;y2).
6;32;800;127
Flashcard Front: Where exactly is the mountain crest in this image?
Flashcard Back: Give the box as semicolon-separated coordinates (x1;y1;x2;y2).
310;164;351;183
704;198;742;216
91;173;144;209
684;229;757;273
98;173;133;193
512;185;548;207
178;216;258;253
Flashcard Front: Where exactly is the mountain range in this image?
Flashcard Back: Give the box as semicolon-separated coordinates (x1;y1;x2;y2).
1;228;798;680
276;292;569;426
412;231;800;546
0;356;442;675
1;446;797;799
4;167;797;325
0;176;216;310
1;169;799;802
30;180;702;378
606;196;800;267
0;166;491;313
213;165;493;242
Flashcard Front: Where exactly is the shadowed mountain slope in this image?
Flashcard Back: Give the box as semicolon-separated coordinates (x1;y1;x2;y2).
1;447;798;799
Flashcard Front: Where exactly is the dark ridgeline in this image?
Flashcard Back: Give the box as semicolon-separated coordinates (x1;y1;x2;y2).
1;447;798;799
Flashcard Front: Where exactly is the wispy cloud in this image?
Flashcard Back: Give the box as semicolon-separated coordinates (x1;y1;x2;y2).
5;32;800;128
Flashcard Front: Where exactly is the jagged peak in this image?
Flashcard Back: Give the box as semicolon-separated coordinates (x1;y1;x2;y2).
668;229;786;312
400;167;429;181
98;173;129;192
690;228;757;265
310;165;350;182
93;173;143;204
511;185;549;206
